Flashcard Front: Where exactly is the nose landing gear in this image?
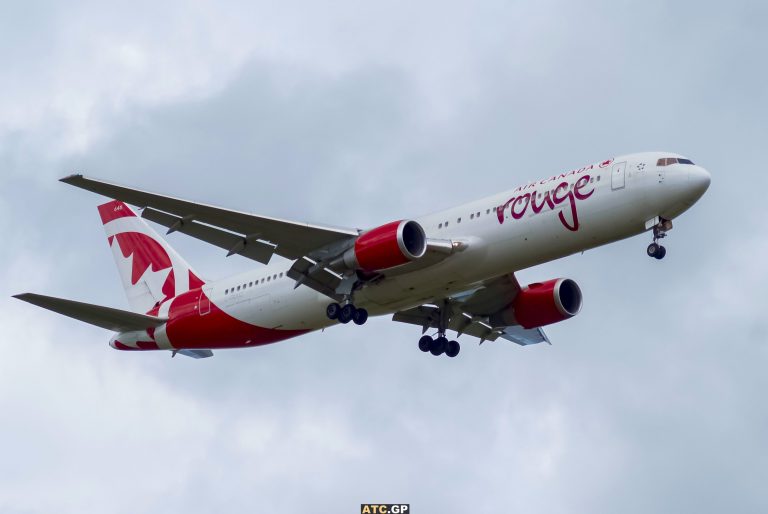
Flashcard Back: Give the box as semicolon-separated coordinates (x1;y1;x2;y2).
647;242;667;260
647;218;672;260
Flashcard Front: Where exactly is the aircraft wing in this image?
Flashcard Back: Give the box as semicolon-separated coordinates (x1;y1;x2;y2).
61;174;360;263
13;293;168;333
392;273;551;346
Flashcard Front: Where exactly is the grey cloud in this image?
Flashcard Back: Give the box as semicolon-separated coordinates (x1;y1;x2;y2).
2;1;768;513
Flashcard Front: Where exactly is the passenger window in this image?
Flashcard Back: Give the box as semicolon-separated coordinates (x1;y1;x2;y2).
236;286;240;291
249;282;253;287
225;289;228;294
457;217;461;223
445;221;449;227
486;209;490;214
470;213;474;219
280;272;283;278
476;211;480;217
439;223;443;229
267;276;271;282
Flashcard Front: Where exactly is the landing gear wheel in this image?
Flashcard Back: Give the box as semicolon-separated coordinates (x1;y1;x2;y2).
338;304;355;324
418;335;433;352
647;243;660;258
655;246;667;260
326;302;341;320
352;307;369;325
430;336;448;356
445;340;460;358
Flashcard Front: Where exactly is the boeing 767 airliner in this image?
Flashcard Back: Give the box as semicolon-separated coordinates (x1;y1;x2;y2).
14;152;710;358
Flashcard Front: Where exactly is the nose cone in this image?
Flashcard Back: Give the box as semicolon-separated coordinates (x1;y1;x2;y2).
687;165;711;201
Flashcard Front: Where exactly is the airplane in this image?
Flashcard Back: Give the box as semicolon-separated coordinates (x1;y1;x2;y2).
14;152;710;359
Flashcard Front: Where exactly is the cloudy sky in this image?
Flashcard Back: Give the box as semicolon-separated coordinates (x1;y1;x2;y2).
2;1;767;512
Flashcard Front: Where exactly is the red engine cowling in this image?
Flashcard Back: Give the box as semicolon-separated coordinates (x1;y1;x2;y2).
512;278;582;329
343;220;427;272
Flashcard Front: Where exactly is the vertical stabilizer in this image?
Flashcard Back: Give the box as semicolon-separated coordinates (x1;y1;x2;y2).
98;200;205;313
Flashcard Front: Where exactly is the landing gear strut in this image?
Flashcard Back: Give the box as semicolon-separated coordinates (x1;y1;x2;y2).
326;302;368;325
647;218;671;260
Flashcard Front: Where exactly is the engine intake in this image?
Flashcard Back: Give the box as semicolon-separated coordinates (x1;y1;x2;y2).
343;220;427;272
509;278;582;329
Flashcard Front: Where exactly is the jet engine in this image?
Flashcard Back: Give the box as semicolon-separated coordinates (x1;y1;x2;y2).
341;220;427;272
491;278;582;329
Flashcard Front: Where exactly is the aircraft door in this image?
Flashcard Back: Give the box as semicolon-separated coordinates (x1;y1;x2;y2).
611;161;627;190
199;286;212;315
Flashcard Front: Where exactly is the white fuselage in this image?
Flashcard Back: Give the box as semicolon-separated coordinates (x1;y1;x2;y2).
205;152;710;333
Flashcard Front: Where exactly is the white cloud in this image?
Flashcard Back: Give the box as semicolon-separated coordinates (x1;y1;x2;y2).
0;304;215;513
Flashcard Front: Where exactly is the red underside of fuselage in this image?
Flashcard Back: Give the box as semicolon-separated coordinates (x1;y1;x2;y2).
114;288;311;351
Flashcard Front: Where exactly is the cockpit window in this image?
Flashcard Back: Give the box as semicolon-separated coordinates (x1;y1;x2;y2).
657;157;695;166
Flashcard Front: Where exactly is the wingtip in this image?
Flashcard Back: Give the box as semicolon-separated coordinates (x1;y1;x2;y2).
12;293;31;301
60;173;83;184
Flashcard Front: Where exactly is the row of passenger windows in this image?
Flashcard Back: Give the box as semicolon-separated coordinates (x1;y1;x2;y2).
657;157;695;166
436;175;601;229
224;272;284;295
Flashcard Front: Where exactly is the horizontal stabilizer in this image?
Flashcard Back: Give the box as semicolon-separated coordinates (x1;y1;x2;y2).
13;293;168;332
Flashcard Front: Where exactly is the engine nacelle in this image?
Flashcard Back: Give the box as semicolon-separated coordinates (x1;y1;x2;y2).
342;220;427;272
504;278;583;329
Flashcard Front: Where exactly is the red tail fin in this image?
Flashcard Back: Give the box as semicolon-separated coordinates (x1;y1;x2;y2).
99;200;205;313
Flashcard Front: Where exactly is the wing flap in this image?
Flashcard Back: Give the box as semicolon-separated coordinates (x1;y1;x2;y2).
13;293;167;332
392;304;549;346
176;349;214;359
391;272;553;347
392;306;503;343
499;325;550;346
392;305;440;333
286;257;345;302
142;208;277;264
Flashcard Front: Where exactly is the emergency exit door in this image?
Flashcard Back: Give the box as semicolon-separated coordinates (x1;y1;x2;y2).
199;286;212;315
611;161;626;190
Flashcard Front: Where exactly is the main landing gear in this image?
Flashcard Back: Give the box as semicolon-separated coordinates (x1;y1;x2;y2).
418;334;460;358
647;218;672;260
326;302;368;325
416;299;460;358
